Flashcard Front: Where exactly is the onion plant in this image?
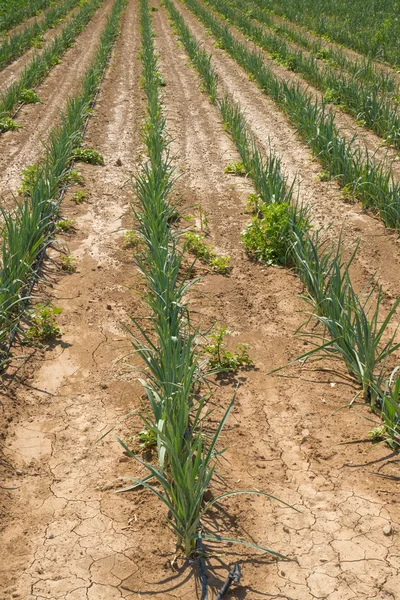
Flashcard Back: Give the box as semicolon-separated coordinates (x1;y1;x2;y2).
253;0;400;67
244;0;397;94
0;0;81;71
205;0;400;149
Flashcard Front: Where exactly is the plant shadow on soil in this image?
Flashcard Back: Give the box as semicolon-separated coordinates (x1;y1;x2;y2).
120;549;278;598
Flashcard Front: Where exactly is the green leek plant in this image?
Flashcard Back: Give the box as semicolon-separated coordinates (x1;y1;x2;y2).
205;0;400;149
0;0;81;71
179;0;400;231
164;0;400;443
0;0;54;33
0;0;127;364
0;0;104;131
244;0;397;94
115;0;296;561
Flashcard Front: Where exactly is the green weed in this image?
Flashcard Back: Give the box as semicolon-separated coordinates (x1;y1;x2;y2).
56;219;75;232
205;325;253;372
72;147;104;165
224;161;247;176
0;117;22;133
25;304;63;344
71;189;88;203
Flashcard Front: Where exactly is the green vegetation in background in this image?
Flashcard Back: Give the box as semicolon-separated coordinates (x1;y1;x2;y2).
0;0;81;71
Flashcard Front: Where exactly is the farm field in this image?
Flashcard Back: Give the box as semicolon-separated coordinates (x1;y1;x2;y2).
0;0;399;598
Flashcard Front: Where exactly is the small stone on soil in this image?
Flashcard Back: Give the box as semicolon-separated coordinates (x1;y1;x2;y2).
383;524;393;536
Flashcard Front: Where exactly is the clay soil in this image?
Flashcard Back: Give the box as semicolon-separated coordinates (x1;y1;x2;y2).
0;0;399;599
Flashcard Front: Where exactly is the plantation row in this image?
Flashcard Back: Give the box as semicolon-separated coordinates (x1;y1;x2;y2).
0;0;105;134
165;0;400;446
0;0;125;365
176;0;400;233
245;0;398;93
117;0;291;568
0;0;56;33
207;0;400;151
0;0;81;71
259;0;400;67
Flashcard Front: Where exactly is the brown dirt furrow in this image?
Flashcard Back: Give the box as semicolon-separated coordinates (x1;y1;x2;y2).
0;2;82;92
152;4;399;599
0;0;113;209
168;0;400;309
0;1;167;598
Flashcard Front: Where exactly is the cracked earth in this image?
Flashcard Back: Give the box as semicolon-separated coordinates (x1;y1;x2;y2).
0;0;399;598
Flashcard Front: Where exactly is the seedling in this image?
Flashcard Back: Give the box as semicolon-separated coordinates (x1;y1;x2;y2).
60;253;77;272
31;34;44;48
242;202;295;266
63;169;85;186
123;230;139;248
72;147;104;165
18;164;40;196
71;189;88;203
210;255;232;274
224;161;247;176
205;326;253;372
138;427;157;448
25;304;63;344
184;232;232;274
19;88;41;104
0;118;22;133
194;204;209;230
56;219;75;232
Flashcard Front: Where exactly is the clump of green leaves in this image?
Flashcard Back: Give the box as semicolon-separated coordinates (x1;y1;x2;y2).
25;304;63;344
123;230;139;248
205;325;253;372
56;219;75;232
0;117;22;133
60;253;77;272
138;427;157;448
242;202;299;266
18;164;40;196
71;189;87;203
19;88;41;104
72;147;104;165
224;161;247;176
64;169;85;186
31;34;44;48
185;232;232;274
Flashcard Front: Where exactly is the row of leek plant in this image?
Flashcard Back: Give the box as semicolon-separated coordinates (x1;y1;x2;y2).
164;0;400;446
205;0;400;150
0;0;81;71
244;0;397;94
177;0;400;231
116;0;293;561
0;0;54;33
256;0;400;68
0;0;127;365
0;0;104;133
